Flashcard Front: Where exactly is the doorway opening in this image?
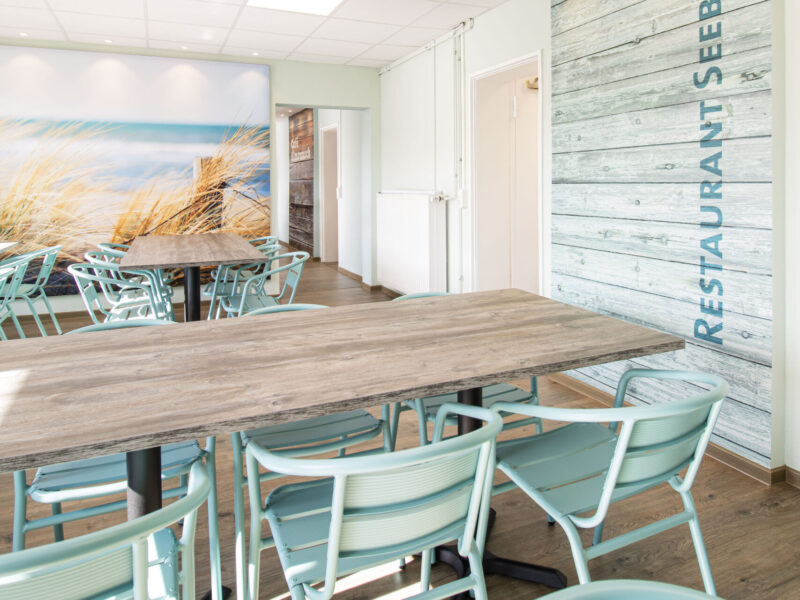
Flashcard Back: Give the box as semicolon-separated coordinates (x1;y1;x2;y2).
471;54;543;294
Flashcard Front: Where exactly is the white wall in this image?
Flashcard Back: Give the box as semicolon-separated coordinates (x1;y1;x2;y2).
780;0;800;470
339;109;365;276
379;0;551;294
273;115;290;244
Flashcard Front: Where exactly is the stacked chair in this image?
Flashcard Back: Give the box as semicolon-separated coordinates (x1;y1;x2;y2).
0;255;29;340
1;461;209;599
230;303;395;599
0;246;63;339
245;403;501;600
12;320;224;600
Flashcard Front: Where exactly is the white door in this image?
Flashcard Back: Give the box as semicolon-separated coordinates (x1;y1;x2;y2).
320;126;339;263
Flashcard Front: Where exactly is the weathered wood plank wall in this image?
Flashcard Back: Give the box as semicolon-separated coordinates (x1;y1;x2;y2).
551;0;773;466
289;108;314;253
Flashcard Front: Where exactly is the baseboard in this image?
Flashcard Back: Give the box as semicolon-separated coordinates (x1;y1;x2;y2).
785;466;800;489
360;282;382;292
337;266;361;282
548;372;781;487
380;286;402;299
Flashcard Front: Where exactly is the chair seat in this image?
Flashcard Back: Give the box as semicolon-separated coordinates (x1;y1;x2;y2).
496;423;657;517
29;441;204;501
264;478;464;590
410;383;536;421
242;410;383;451
538;579;719;599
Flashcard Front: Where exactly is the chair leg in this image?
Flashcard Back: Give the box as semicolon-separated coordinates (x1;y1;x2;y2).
560;518;591;584
51;503;64;542
41;294;62;335
246;452;264;600
9;310;25;339
420;548;432;592
289;585;306;600
231;434;249;600
467;546;488;600
12;471;27;551
25;297;48;337
592;522;605;545
205;437;223;600
414;399;429;446
682;491;716;595
389;402;402;450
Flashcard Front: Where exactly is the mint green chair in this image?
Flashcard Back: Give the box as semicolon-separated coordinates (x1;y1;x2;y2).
68;262;174;324
98;242;175;305
231;303;394;600
0;257;28;340
1;246;63;336
2;461;209;600
218;251;309;318
204;242;281;319
540;580;721;599
392;292;542;445
248;235;279;246
12;320;225;600
492;370;728;595
245;403;501;600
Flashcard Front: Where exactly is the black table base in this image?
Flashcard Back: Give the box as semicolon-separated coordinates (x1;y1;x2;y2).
126;266;231;599
428;388;567;598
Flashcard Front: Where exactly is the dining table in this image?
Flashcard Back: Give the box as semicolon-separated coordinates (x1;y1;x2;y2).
120;232;265;323
0;289;683;594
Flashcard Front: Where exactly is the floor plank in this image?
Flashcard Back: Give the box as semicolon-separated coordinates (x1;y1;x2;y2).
2;261;799;599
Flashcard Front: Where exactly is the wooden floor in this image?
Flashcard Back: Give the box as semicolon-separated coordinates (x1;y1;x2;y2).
2;261;800;599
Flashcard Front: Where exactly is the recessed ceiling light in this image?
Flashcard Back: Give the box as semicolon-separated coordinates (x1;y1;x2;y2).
181;45;188;50
252;52;259;56
104;39;113;44
246;0;343;16
19;32;28;37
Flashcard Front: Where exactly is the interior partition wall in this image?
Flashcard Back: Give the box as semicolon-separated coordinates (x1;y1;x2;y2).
550;0;774;468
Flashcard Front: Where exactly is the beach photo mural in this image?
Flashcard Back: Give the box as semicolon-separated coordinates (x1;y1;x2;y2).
0;46;270;293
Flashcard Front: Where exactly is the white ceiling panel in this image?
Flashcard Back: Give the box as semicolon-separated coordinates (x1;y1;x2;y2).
146;0;239;28
50;0;144;19
57;12;146;37
0;5;59;29
333;0;438;26
313;18;398;44
0;0;509;67
148;20;228;45
235;6;324;36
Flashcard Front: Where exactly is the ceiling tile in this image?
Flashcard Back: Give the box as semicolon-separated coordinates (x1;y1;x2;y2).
0;25;64;40
383;25;445;47
452;0;507;6
50;0;144;19
148;20;228;44
0;6;60;29
56;12;147;37
220;45;287;59
333;0;438;26
0;0;46;7
68;33;148;47
412;2;485;28
234;6;324;36
347;57;388;67
146;0;239;28
357;44;415;61
149;38;223;53
287;51;349;65
225;28;304;52
313;18;398;44
294;37;370;58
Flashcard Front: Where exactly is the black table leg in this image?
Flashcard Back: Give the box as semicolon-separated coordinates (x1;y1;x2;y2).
431;386;567;597
126;447;162;520
184;266;202;323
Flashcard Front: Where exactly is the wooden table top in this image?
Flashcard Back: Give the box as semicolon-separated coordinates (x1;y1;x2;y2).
120;233;265;270
0;289;683;472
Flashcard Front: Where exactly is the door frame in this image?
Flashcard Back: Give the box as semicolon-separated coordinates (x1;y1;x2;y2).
319;121;339;263
468;50;546;294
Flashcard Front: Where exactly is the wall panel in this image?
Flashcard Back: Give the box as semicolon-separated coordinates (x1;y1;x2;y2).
551;0;774;466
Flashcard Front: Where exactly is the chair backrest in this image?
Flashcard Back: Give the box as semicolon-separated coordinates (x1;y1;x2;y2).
67;263;162;325
568;370;728;528
392;291;450;301
243;303;327;317
0;258;29;311
248;403;501;600
249;235;279;247
68;319;176;335
273;251;309;303
3;246;62;294
0;461;209;600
